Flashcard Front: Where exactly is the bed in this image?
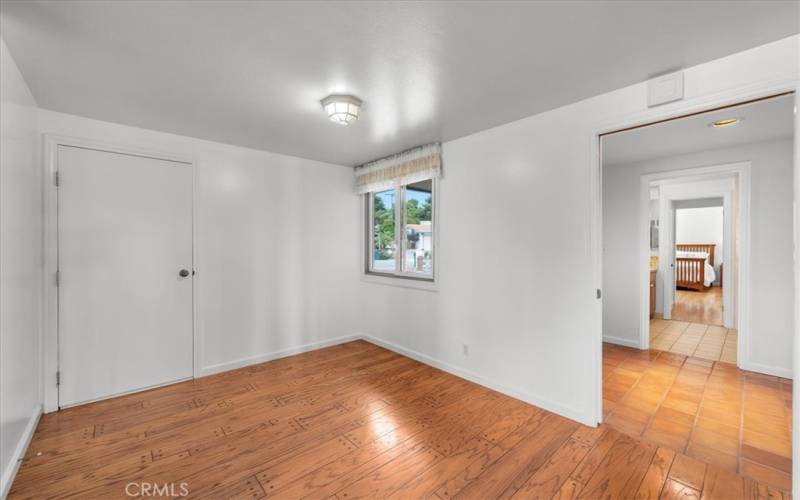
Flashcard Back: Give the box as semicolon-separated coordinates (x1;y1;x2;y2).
675;243;716;291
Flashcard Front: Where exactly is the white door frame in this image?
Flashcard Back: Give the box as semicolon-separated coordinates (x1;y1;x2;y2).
642;170;742;350
792;86;800;500
591;83;796;431
42;134;198;413
593;83;798;496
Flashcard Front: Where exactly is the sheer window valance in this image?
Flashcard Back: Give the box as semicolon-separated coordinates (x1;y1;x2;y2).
354;143;441;194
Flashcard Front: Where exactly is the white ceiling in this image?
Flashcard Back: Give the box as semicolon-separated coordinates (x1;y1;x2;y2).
2;1;797;166
603;93;795;166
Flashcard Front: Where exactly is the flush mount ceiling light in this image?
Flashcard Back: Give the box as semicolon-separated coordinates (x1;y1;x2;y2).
710;117;740;128
321;94;362;125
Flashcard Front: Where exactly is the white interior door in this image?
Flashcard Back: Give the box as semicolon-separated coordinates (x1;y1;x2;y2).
660;198;677;319
58;145;193;407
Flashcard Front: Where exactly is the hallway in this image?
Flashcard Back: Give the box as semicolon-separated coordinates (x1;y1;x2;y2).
603;343;792;492
650;318;736;364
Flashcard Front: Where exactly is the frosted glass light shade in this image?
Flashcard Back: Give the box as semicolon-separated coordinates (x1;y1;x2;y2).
321;95;362;125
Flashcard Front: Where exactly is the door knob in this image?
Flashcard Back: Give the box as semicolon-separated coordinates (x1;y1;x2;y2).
179;269;190;278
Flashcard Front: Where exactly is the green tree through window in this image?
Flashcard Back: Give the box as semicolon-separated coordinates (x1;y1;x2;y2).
404;195;432;224
373;191;395;260
369;181;434;277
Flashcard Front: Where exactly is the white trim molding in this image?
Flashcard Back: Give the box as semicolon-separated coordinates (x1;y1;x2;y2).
656;180;736;329
655;166;751;370
360;273;439;292
792;84;800;500
198;334;361;377
0;405;41;499
639;164;746;355
602;335;642;349
741;361;793;380
359;334;595;427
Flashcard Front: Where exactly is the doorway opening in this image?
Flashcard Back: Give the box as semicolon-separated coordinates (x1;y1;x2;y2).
599;92;795;489
672;200;725;326
648;174;738;365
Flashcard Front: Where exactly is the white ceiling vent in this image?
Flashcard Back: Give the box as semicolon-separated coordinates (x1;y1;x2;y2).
647;71;684;107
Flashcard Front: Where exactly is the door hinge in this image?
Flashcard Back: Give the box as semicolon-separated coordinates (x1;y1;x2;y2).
56;371;61;386
55;270;60;286
596;289;602;299
54;171;60;187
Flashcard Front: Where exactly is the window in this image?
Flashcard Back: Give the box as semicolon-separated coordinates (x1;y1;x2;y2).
357;143;440;281
367;179;434;279
370;189;397;272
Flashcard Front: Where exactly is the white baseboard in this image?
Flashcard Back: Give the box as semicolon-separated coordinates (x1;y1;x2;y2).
198;334;361;377
602;335;643;349
739;360;793;380
1;404;41;499
359;333;595;427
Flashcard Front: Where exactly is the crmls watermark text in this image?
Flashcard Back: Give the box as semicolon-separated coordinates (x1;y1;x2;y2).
125;482;189;497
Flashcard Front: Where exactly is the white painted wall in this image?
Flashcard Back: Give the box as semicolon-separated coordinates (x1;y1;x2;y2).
0;39;42;496
37;110;362;383
676;205;724;282
1;32;797;485
359;36;798;425
603;139;794;374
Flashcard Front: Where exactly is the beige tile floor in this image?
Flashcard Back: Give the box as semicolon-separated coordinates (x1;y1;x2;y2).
603;343;792;490
650;319;737;363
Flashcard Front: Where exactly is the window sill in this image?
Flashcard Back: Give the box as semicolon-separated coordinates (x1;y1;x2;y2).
361;273;438;292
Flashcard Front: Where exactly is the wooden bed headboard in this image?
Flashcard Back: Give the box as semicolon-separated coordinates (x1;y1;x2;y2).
676;244;715;267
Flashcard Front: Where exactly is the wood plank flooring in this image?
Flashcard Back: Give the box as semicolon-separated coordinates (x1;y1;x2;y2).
604;342;792;493
670;287;723;325
10;340;787;499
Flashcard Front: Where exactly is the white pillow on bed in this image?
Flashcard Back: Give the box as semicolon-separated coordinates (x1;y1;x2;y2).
676;250;709;259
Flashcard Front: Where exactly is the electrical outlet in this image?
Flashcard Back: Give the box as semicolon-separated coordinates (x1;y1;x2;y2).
462;343;469;356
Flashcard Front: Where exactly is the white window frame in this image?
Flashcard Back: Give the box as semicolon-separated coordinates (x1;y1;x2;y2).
364;178;437;284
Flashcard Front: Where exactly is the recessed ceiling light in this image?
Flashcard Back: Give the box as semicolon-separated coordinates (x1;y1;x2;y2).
321;94;362;126
710;118;739;128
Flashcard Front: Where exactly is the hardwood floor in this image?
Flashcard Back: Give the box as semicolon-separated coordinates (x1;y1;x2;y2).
11;340;786;499
650;319;737;363
604;342;792;493
671;286;723;325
